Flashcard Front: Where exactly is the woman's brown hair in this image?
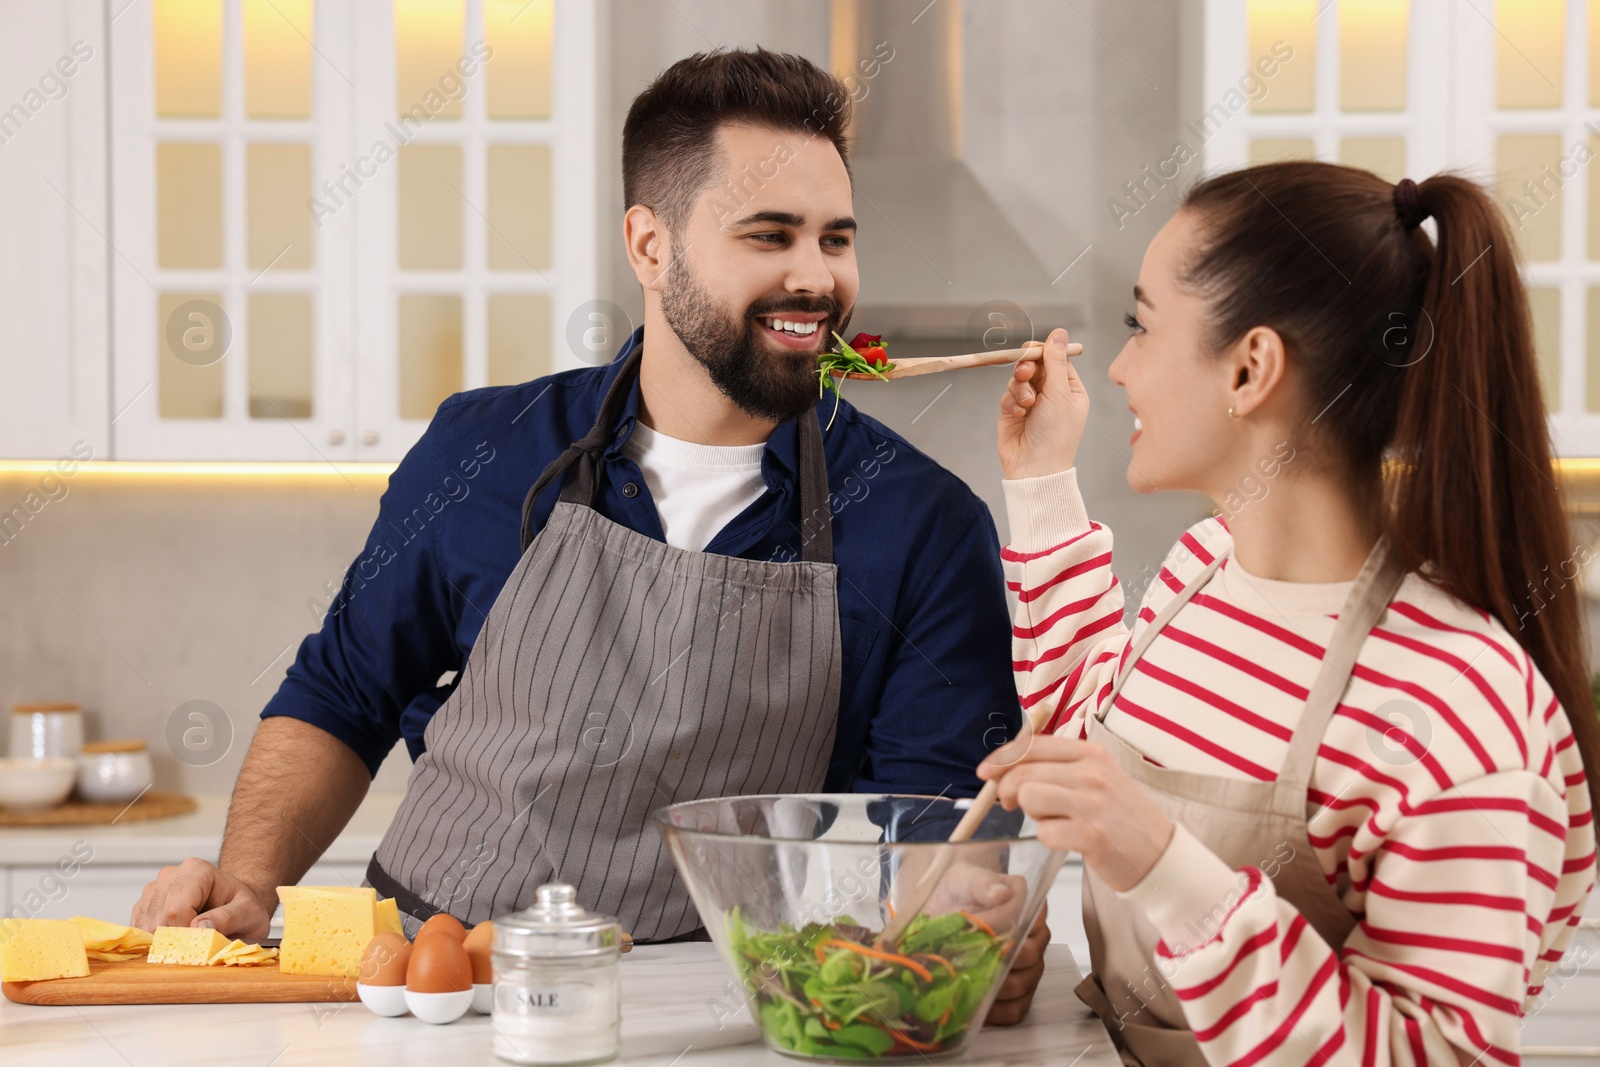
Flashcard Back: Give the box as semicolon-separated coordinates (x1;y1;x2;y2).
1182;161;1600;820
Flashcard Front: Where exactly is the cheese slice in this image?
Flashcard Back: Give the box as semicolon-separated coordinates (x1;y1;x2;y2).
375;896;402;937
207;938;279;966
147;926;230;966
72;916;153;958
278;885;383;977
0;919;91;981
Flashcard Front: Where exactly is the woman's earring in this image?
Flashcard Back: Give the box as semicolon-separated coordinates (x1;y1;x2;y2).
1227;406;1239;419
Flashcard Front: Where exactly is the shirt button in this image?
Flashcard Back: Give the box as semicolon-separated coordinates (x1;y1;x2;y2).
622;482;639;498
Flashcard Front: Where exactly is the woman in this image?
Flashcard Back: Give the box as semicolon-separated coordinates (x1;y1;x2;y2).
981;162;1599;1066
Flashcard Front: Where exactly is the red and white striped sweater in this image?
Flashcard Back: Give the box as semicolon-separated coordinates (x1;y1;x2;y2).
1004;470;1596;1067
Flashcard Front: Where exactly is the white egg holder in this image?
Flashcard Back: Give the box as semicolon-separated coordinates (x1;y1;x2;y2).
356;981;493;1023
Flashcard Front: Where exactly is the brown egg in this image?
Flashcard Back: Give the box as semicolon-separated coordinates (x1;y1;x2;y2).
462;920;494;984
359;932;412;987
406;931;473;994
415;913;467;944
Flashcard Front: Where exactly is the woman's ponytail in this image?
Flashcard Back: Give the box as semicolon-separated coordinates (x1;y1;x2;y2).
1392;176;1600;819
1183;162;1600;822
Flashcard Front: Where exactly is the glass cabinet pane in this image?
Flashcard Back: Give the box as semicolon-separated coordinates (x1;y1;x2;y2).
487;144;551;271
1496;0;1564;110
399;295;462;419
247;143;314;270
1339;0;1407;112
1247;0;1315;113
249;293;314;419
486;0;553;119
1528;287;1560;412
488;294;551;385
1248;137;1314;165
1496;134;1563;261
1591;0;1600;106
1588;289;1600;412
158;142;224;269
398;144;463;269
1340;136;1407;184
155;0;223;117
159;293;226;419
395;0;465;120
244;0;314;118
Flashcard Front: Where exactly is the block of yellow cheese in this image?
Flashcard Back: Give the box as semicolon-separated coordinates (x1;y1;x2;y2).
278;886;394;977
147;926;230;965
0;919;91;981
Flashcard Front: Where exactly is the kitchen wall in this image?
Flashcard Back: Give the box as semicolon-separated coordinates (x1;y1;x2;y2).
4;1;1595;797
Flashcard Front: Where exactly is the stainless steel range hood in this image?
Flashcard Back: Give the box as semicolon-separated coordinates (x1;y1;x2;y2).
836;0;1078;341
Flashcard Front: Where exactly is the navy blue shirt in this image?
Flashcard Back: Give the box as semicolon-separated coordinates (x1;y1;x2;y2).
263;328;1021;797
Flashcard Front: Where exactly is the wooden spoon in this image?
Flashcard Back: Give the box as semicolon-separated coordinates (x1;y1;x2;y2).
876;696;1059;950
832;340;1082;381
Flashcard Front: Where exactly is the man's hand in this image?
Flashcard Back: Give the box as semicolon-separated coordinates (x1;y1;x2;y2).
987;904;1050;1027
905;860;1050;1027
132;857;274;940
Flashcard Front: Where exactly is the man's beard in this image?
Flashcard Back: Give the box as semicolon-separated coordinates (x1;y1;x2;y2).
660;259;850;424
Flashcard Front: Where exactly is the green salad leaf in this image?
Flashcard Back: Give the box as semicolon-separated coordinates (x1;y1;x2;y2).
817;333;895;431
725;905;1012;1060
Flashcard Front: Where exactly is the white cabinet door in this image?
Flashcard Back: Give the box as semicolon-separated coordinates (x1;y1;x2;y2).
108;0;356;461
0;0;108;460
105;0;600;462
9;864;151;925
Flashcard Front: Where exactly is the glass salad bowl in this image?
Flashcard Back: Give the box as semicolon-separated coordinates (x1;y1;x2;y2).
656;794;1066;1063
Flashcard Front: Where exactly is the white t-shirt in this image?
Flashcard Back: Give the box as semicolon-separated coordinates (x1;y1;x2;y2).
621;422;768;551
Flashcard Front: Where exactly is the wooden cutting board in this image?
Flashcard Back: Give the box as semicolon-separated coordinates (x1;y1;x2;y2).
3;958;360;1005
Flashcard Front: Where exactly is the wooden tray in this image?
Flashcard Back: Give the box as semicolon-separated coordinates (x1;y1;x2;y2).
3;958;359;1005
0;791;197;827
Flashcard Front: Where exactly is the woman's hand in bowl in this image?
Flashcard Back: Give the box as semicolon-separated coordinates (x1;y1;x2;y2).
997;328;1091;481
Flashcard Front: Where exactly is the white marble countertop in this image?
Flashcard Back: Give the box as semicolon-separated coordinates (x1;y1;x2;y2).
0;943;1119;1067
0;793;405;866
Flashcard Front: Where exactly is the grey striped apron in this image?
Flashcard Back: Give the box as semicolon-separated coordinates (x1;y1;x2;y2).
367;347;842;941
1075;538;1404;1066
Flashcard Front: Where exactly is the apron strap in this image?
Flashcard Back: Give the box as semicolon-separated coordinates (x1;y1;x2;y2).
1095;545;1228;722
794;409;833;565
518;346;835;565
1277;537;1407;789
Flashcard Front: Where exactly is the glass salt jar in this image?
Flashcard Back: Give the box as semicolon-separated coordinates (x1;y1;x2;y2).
492;883;621;1066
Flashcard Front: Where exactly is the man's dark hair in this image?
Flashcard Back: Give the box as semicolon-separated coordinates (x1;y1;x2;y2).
622;48;852;231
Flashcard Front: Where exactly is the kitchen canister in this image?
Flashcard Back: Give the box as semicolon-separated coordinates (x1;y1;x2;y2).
10;703;84;760
76;739;154;804
491;883;621;1066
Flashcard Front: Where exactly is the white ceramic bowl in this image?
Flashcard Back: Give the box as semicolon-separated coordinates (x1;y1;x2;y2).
357;982;409;1017
76;745;153;804
404;988;473;1025
0;757;78;811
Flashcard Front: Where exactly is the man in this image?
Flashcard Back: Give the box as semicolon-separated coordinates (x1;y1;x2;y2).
134;48;1046;1022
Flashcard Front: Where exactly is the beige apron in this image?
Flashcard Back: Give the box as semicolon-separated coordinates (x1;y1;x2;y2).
1075;538;1406;1066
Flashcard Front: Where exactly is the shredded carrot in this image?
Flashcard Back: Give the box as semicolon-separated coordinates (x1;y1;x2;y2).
938;1006;952;1027
958;911;996;937
923;953;957;977
815;943;828;964
819;938;934;983
810;997;823;1008
885;902;896;919
879;1025;941;1052
823;1018;840;1031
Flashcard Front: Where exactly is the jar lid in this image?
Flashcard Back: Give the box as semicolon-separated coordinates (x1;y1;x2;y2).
493;884;620;959
12;703;80;715
81;739;147;754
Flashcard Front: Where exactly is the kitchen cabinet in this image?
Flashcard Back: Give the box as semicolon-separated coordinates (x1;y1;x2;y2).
1199;0;1600;456
0;0;598;462
0;0;110;461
